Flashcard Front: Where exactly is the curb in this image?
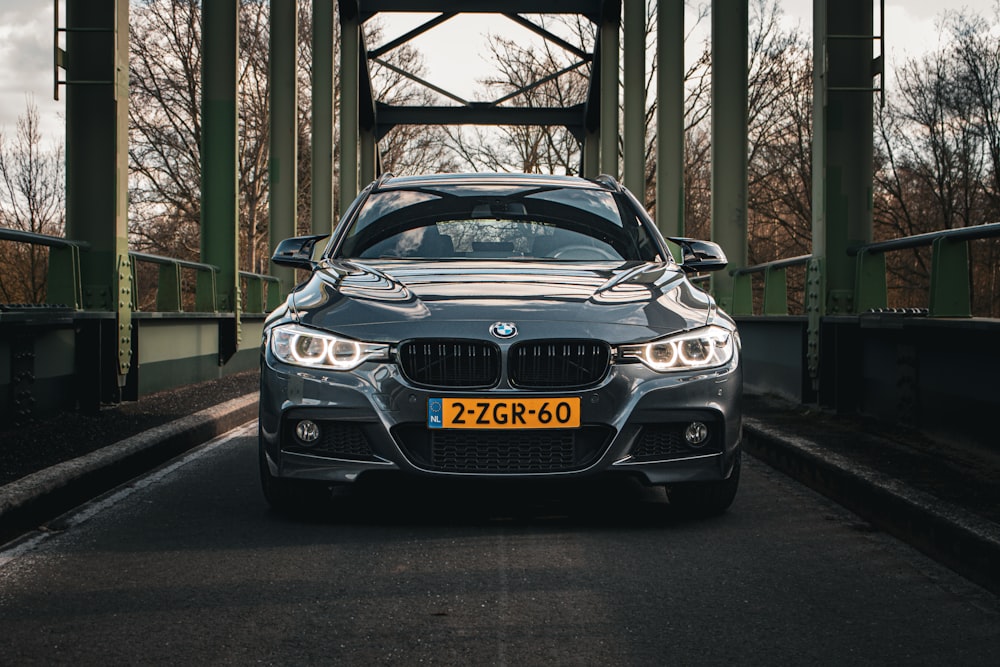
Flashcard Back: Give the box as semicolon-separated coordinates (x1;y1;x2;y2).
743;417;1000;596
0;393;258;544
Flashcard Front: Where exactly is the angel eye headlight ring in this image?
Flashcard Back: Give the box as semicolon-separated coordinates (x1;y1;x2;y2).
270;324;388;371
618;325;736;372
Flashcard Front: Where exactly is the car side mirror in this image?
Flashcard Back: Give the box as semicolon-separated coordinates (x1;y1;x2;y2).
271;234;329;270
666;237;729;273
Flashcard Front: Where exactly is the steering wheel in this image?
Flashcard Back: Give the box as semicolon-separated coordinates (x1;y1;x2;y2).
551;244;619;260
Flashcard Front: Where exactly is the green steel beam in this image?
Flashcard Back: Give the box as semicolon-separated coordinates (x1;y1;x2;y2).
710;0;748;310
202;2;242;364
156;263;182;312
763;266;788;315
600;3;620;178
623;0;645;198
656;0;684;238
46;245;82;309
929;238;971;317
854;247;887;312
65;0;132;391
340;10;360;212
357;0;604;19
270;0;298;292
312;0;336;235
731;272;754;316
244;275;265;314
812;0;874;315
375;104;586;138
201;1;240;317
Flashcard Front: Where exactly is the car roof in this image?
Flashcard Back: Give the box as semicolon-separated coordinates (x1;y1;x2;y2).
372;172;621;193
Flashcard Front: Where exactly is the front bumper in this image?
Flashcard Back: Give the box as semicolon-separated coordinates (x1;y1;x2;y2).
259;354;742;486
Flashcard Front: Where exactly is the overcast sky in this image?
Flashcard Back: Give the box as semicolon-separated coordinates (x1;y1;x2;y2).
0;0;996;144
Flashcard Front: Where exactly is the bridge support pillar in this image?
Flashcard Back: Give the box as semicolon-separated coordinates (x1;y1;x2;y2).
65;0;132;403
340;8;361;212
313;1;336;236
599;3;620;178
623;0;645;198
655;0;684;238
710;0;748;310
201;1;241;364
811;0;875;316
270;0;298;293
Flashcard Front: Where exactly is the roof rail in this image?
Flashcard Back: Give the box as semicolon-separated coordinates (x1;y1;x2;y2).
593;173;623;191
372;172;395;190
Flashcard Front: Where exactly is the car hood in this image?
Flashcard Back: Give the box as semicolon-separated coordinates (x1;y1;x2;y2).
287;259;719;344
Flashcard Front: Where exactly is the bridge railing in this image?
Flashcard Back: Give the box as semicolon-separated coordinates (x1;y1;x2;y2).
848;222;1000;318
729;222;1000;317
0;229;280;314
730;254;812;316
0;227;87;309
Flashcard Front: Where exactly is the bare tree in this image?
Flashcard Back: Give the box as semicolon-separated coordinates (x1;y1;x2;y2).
873;6;1000;313
128;0;203;260
0;98;65;304
366;24;460;176
680;0;813;274
441;14;594;174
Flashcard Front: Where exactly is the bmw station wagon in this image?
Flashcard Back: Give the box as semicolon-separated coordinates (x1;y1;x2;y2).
259;173;742;515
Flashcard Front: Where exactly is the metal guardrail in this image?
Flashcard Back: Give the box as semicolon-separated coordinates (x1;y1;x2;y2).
730;254;812;316
0;228;88;308
727;222;1000;318
1;228;280;314
848;222;1000;317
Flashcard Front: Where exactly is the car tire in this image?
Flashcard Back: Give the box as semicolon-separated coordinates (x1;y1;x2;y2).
258;441;330;515
667;453;741;517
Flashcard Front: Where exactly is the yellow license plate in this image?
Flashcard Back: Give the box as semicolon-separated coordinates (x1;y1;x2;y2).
428;397;580;429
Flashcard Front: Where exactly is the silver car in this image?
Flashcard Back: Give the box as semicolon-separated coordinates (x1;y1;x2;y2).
259;173;742;515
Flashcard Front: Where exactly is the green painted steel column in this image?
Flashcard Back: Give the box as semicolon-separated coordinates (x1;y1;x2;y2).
623;0;645;198
270;0;298;291
312;0;335;235
710;0;748;310
339;10;360;213
812;0;874;315
656;0;684;238
600;4;620;178
201;0;240;317
65;0;132;392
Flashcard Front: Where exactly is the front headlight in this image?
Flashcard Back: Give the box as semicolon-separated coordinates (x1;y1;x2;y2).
618;325;737;372
269;323;389;371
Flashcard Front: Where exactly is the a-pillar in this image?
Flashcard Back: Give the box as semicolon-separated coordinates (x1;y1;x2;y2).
710;0;748;310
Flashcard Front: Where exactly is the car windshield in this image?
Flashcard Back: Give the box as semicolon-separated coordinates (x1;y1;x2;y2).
335;184;662;262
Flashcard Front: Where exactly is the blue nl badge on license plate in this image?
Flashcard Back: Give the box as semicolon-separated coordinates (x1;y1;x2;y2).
427;397;443;429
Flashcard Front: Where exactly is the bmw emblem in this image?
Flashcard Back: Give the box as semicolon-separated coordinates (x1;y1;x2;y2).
490;322;518;339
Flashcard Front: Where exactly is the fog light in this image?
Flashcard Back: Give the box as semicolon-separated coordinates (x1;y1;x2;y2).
685;422;709;447
295;420;320;444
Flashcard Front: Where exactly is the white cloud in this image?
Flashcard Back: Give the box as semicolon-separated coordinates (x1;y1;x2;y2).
0;0;996;146
0;2;62;142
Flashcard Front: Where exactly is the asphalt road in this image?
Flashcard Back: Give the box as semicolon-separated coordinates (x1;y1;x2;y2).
1;423;998;666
